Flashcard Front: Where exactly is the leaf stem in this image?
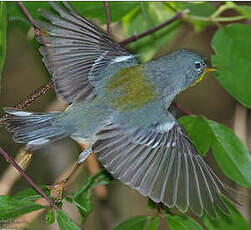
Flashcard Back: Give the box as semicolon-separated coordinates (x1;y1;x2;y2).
184;2;248;23
187;14;248;22
0;148;59;209
212;15;247;22
210;2;237;19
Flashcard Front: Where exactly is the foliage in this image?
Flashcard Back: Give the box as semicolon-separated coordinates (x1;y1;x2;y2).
202;199;250;230
166;214;203;230
212;23;251;108
56;209;81;230
179;116;251;189
0;1;251;230
0;195;45;220
66;169;112;223
113;216;150;230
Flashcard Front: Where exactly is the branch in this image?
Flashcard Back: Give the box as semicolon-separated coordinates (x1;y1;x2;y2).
0;80;53;127
120;11;185;46
0;149;32;195
18;2;40;35
174;103;192;116
104;1;112;38
0;148;58;209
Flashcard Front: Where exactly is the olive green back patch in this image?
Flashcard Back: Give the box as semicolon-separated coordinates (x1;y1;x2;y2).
106;65;157;111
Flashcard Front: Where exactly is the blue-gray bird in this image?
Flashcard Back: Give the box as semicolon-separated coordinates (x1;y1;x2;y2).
4;2;232;217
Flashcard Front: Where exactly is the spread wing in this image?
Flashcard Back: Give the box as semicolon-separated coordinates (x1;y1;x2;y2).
36;2;135;103
93;120;231;217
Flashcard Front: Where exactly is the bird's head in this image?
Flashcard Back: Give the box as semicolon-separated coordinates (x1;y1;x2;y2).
170;49;216;89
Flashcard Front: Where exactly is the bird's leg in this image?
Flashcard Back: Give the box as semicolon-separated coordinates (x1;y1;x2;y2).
48;145;92;201
47;162;81;201
78;145;93;164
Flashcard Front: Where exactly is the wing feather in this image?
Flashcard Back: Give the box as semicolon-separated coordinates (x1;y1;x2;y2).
93;120;232;217
36;2;134;103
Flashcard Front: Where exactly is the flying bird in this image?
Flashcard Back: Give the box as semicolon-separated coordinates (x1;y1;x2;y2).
4;2;232;217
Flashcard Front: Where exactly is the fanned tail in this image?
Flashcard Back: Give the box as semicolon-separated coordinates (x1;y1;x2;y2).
3;108;72;150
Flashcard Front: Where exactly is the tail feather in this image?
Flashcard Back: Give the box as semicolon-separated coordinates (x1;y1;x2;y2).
4;108;72;150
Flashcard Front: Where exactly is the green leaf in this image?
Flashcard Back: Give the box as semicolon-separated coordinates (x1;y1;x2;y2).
13;185;50;201
114;216;150;230
208;120;251;189
72;192;93;223
56;209;81;230
67;170;111;223
0;195;45;220
0;1;7;91
179;116;213;156
202;199;250;230
167;214;203;230
180;116;251;189
212;23;251;108
73;169;112;199
148;216;159;230
123;2;180;62
46;208;55;224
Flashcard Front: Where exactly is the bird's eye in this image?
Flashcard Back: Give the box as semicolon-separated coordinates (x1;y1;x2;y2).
195;62;201;69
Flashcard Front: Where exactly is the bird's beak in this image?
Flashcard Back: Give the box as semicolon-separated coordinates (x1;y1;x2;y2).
204;67;217;73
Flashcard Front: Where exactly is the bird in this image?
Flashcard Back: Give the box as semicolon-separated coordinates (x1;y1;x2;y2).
3;2;232;217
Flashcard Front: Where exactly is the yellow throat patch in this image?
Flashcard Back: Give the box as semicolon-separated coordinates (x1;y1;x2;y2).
106;65;157;112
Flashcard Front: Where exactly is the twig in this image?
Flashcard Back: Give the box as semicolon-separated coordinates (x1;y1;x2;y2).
0;80;53;127
174;103;192;116
14;80;53;109
18;1;40;35
0;149;32;195
18;2;35;25
104;1;112;38
120;11;185;46
0;148;58;209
